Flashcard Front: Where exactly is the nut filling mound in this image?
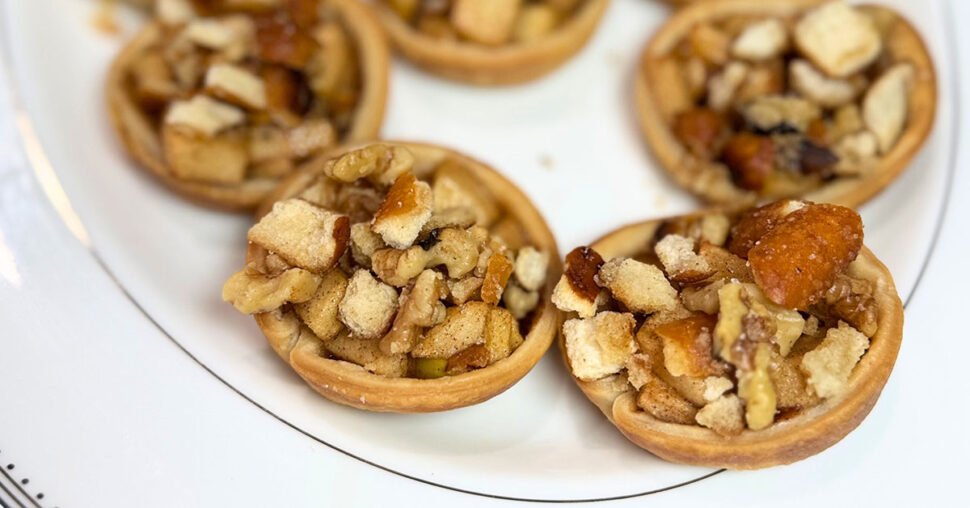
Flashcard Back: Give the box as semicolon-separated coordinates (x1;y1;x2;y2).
553;200;903;468
223;142;558;412
636;0;935;206
373;0;610;84
106;0;388;209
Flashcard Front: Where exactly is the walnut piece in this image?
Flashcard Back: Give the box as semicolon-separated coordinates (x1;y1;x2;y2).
737;343;777;430
293;269;349;342
222;265;321;314
381;269;448;355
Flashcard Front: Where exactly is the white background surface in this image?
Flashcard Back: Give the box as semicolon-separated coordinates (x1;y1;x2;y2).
0;0;967;506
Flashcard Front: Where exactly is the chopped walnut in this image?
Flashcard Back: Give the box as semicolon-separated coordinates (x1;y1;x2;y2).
293;268;349;341
737;343;777;430
381;269;448;355
222;265;321;314
448;276;484;305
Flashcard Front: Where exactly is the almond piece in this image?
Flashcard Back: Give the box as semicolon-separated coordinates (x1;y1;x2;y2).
727;199;808;258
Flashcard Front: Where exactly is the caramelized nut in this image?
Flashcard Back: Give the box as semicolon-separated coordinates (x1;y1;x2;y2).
721;132;776;191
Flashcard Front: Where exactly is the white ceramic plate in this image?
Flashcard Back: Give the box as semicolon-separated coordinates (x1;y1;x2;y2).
0;0;959;505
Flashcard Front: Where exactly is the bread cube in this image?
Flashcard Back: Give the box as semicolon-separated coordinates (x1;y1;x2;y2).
338;269;400;339
563;311;637;381
597;258;679;314
372;173;434;249
793;1;882;78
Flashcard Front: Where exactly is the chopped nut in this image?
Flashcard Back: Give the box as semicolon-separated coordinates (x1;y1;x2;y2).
204;63;267;110
689;23;731;65
790;59;858;108
625;353;653;390
349;222;385;267
248;199;350;273
703;376;734;402
699;243;754;282
714;281;805;362
563;311;637;381
707;61;749;111
597;258;679;314
551;246;605;318
381;269;448;354
748;203;863;309
338;269;399;339
448;276;484;305
673;108;725;158
681;279;725;315
420;207;477;239
130;51;179;105
794;1;882;78
501;283;538;319
741;95;821;133
484;306;525;363
327;332;408;377
655;234;712;283
863;63;914;153
372;173;434;249
293;268;349;341
324;144;416;186
411;301;490;358
801;321;869;398
695;394;745;436
513;246;549;291
165;95;245;137
222;265;321;314
721;132;776;191
163;124;248;184
637;376;698;425
514;4;560;42
450;0;522;46
731;19;788;61
656;313;726;378
727;199;807;258
737;343;777;430
432;159;501;227
813;273;879;337
372;227;479;286
481;251;514;305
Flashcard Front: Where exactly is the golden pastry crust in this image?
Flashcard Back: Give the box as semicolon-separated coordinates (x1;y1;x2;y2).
106;0;390;210
634;0;936;207
558;212;903;469
250;142;561;412
373;0;610;85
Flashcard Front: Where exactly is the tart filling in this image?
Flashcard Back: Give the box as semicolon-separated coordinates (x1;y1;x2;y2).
553;200;900;462
224;143;551;382
108;0;387;208
637;0;935;205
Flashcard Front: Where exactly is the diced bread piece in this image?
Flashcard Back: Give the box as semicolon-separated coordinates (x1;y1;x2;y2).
338;269;399;339
130;51;179;104
513;4;560;43
326;333;407;377
286;119;335;158
248;199;350;273
502;282;539;319
790;59;859;108
741;95;821;133
597;258;679;314
432;159;501;227
801;321;869;398
349;222;386;267
204;63;266;110
411;301;490;358
770;352;819;409
513;246;549;291
552;247;605;318
637;376;698;425
655;234;711;282
450;0;522;46
484;307;525;363
625;353;653;390
793;1;882;78
731;19;788;61
157;0;196;26
293;268;349;341
688;23;730;66
562;311;637;381
707;61;749;111
655;314;724;378
162;124;248;184
833;130;878;176
863;63;914;153
222;266;321;314
371;173;434;249
695;394;745;436
165;95;245;137
248;125;290;163
449;276;484;305
703;376;733;402
184;18;240;50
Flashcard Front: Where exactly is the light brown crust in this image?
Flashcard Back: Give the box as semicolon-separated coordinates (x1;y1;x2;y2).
634;0;937;207
559;214;904;469
373;0;610;85
252;142;562;412
105;0;390;211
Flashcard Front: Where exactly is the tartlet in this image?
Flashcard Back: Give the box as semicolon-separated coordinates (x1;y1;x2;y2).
106;0;389;210
551;200;903;469
635;0;936;206
373;0;610;85
223;142;561;412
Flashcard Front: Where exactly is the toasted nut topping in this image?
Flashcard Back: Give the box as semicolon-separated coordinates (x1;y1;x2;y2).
551;247;605;318
248;199;350;273
412;301;490;359
655;313;726;378
738;343;777;430
222;265;321;314
863;63;914;153
338;269;399;339
727;199;807;258
448;276;484;305
801;321;869;398
450;0;521;46
598;258;680;314
721;132;776;191
372;173;434;249
293;269;348;342
793;1;882;78
748;203;863;309
563;311;637;381
655;234;712;283
204;63;267;110
324;144;416;185
481;252;514;305
813;273;878;337
165;95;245;137
731;19;788;61
381;269;448;355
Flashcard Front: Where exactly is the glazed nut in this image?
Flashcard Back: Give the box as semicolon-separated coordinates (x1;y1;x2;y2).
381;269;448;355
513;246;549;292
673;108;725;158
801;321;869;398
655;234;712;283
411;301;490;359
655;313;724;378
338;269;400;339
731;19;788;61
563;311;637;381
695;394;745;436
450;0;522;46
748;203;864;309
293;268;349;341
720;132;776;192
248;199;350;273
372;173;434;249
481;252;514;305
324;144;416;186
707;61;748;111
597;258;679;315
222;265;321;314
726;199;807;258
204;63;267;110
789;59;858;108
737;343;777;430
165;95;245;137
551;246;605;318
793;1;882;78
863;63;914;153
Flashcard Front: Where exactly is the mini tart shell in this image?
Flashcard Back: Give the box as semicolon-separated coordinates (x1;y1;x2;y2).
634;0;937;207
250;142;562;412
558;215;904;469
373;0;610;85
105;0;390;211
